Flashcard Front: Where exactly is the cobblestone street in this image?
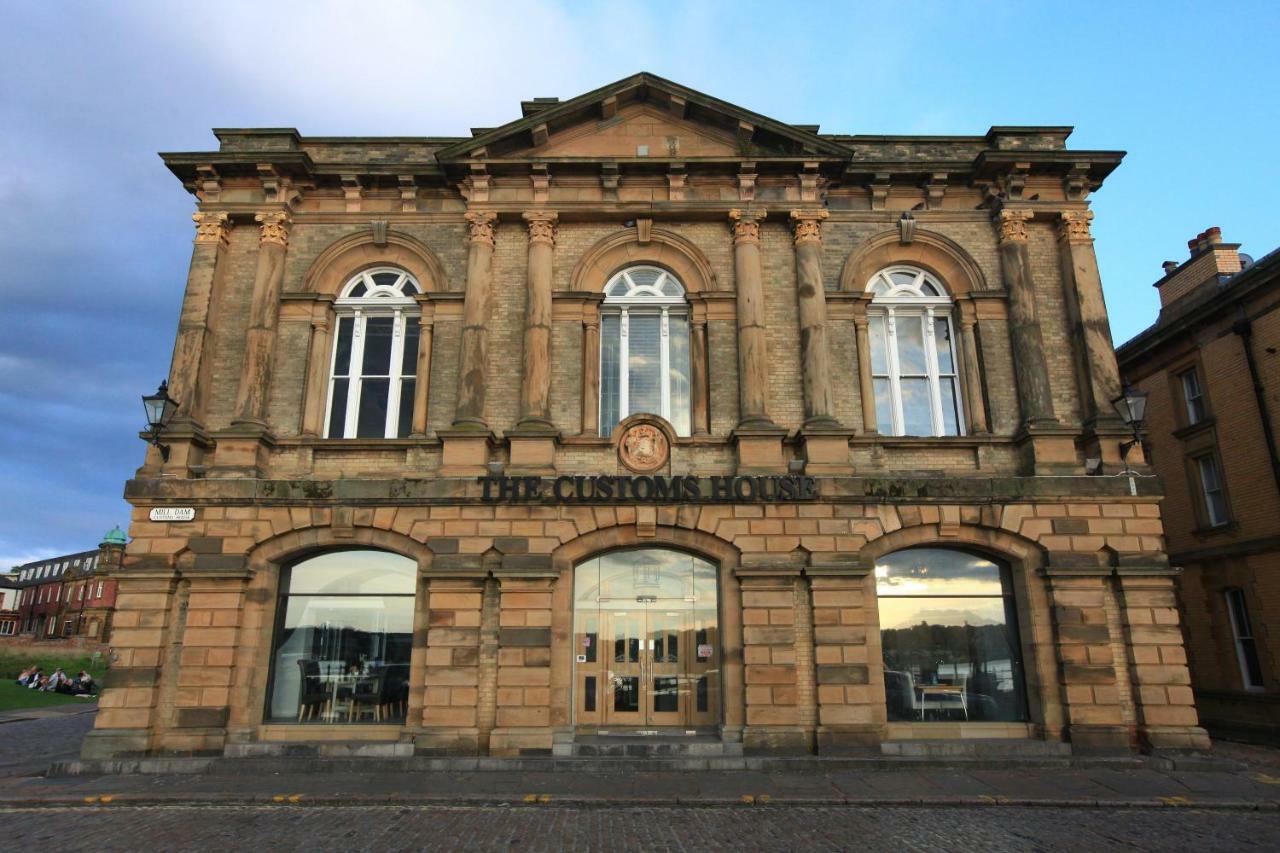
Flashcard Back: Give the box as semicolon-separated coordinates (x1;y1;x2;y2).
2;803;1278;852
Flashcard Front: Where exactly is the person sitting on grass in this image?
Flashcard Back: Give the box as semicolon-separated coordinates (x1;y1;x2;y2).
45;668;68;692
77;671;97;696
16;665;39;686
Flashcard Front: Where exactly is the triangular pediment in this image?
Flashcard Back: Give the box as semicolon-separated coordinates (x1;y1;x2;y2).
435;72;849;163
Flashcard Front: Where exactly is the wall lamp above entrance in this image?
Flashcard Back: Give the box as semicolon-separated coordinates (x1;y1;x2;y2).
141;380;179;462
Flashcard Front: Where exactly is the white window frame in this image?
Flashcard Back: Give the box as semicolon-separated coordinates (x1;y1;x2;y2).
1180;368;1206;425
0;622;12;636
1225;588;1264;690
866;266;965;437
1196;453;1229;527
97;581;104;599
599;266;691;435
323;267;421;439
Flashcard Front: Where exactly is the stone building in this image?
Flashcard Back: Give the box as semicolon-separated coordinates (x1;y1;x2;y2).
9;528;124;643
1117;230;1279;744
85;74;1208;761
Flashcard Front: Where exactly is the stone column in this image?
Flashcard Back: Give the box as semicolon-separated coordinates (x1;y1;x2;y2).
690;312;711;435
169;212;232;425
740;573;807;752
418;576;485;754
957;303;989;434
809;568;881;753
232;211;291;428
852;309;879;434
440;211;498;476
452;211;498;429
729;209;786;472
1058;210;1125;444
581;312;600;437
518;211;557;429
300;310;331;437
489;574;556;756
410;298;436;437
790;210;838;427
729;208;775;428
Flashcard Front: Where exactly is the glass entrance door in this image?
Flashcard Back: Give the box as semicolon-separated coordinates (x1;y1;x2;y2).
573;549;719;729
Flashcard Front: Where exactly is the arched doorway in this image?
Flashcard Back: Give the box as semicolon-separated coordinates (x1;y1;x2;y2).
572;548;719;730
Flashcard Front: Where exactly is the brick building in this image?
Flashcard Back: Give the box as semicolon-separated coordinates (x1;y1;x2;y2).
9;528;125;643
0;575;18;637
86;74;1208;761
1117;230;1279;744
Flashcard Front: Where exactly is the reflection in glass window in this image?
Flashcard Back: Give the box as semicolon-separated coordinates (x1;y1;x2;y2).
877;548;1027;723
325;268;421;439
267;550;416;724
598;266;691;436
865;267;963;436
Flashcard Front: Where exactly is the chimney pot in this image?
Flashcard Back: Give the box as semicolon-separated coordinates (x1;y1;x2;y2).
1162;261;1179;274
1205;226;1222;245
1187;238;1200;253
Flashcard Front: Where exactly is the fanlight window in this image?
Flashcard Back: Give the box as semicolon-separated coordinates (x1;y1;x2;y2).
325;268;421;439
599;266;691;436
866;266;963;437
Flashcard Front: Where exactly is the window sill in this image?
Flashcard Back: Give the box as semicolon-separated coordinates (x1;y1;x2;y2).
1192;520;1237;538
1172;417;1216;441
851;434;1008;448
278;437;443;450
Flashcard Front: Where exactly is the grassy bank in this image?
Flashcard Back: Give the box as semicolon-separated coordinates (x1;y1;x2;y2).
0;648;107;712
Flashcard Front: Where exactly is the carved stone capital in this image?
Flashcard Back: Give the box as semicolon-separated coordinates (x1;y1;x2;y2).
1058;209;1094;244
994;208;1033;244
254;211;291;247
464;210;498;246
728;208;767;244
192;212;232;245
789;209;828;245
522;210;558;246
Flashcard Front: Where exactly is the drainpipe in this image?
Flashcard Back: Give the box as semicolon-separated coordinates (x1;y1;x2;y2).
1231;318;1280;497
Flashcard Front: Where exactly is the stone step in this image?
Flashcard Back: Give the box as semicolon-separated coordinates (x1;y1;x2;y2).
881;739;1073;758
566;736;742;758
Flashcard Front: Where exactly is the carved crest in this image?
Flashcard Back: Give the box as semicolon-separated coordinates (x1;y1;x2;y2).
619;423;670;473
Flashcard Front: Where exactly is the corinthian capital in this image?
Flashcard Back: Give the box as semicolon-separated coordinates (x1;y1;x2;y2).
255;211;291;247
789;209;828;245
1058;209;1094;244
522;210;558;246
994;208;1033;244
464;210;498;246
728;208;767;244
192;212;232;245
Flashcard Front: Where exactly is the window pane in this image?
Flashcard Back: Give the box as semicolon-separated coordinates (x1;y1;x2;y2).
361;317;395;375
896;314;927;374
627;268;662;289
934;318;955;373
333;317;354;376
268;593;413;723
401;321;420;376
347;282;367;298
372;272;400;289
940;378;961;436
628;314;662;416
900;377;933;435
287;550;417;595
326;378;349;438
875;549;1006;597
869;315;889;375
356;379;390;438
396;379;415;438
600;314;621;436
668;313;691;436
874;377;894;434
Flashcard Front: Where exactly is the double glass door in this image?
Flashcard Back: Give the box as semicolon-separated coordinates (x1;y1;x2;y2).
573;550;719;729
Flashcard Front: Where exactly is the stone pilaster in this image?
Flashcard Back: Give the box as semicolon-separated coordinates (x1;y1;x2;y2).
418;576;484;754
809;568;881;753
740;572;808;752
791;210;853;472
956;301;990;434
510;211;560;473
300;305;332;437
852;307;879;435
690;309;711;435
489;574;556;755
995;208;1076;471
441;211;498;476
581;310;601;437
410;296;436;437
729;209;786;471
1057;210;1129;462
1114;571;1211;750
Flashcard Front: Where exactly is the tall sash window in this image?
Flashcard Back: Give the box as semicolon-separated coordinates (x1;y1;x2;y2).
325;268;421;439
866;266;964;437
599;266;691;436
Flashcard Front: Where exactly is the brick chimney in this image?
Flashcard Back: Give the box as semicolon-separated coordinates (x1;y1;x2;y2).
1155;226;1244;308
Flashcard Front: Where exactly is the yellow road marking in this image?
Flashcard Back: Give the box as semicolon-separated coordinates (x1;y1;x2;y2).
523;794;538;803
740;794;755;804
1254;773;1280;786
1158;795;1193;806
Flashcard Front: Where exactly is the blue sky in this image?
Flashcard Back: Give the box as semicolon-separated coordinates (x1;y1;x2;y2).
1;1;1277;567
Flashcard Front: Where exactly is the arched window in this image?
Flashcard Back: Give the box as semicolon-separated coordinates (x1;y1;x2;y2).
866;266;963;436
877;548;1027;723
325;268;421;439
599;266;692;437
267;549;416;724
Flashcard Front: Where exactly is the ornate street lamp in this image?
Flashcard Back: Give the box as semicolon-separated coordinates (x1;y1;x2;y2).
141;381;180;461
1111;381;1149;462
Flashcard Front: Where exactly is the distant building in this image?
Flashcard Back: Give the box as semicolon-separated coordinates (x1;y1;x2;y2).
9;527;126;643
0;574;18;637
1117;229;1279;744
